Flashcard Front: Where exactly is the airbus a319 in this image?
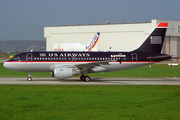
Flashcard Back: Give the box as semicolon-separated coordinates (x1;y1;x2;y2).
3;23;171;82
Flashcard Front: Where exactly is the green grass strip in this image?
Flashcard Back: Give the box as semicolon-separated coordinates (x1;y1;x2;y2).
0;85;180;120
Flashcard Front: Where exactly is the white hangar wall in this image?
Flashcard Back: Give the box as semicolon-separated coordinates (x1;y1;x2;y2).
44;19;180;58
44;22;152;51
158;19;180;58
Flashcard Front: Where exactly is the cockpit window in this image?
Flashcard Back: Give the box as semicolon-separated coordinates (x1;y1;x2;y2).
11;54;26;61
13;56;20;61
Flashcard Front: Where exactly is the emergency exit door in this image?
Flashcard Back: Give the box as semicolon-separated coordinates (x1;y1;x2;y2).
26;53;33;64
131;53;138;63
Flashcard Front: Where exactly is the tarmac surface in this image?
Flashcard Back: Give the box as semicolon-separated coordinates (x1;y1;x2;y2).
0;77;180;85
0;59;6;63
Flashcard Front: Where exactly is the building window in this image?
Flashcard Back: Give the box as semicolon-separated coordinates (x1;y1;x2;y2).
178;26;180;33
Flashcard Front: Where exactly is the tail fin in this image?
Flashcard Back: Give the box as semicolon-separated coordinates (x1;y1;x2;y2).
133;23;168;53
86;32;100;51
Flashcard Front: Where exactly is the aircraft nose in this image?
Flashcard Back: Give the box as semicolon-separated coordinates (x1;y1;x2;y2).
3;62;9;69
3;61;19;71
3;62;12;70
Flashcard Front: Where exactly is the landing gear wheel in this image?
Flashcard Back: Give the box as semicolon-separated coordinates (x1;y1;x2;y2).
80;75;86;81
85;76;91;82
27;77;32;81
27;72;32;81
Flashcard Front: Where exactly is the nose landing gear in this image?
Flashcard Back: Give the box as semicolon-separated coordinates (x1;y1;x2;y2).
27;72;32;81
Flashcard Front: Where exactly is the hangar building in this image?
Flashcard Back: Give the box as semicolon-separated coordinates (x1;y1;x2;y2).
44;19;180;59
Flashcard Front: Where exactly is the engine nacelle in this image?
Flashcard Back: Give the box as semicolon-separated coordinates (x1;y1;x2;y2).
53;68;80;79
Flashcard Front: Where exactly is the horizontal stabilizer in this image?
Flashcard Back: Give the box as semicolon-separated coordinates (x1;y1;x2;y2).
147;55;172;60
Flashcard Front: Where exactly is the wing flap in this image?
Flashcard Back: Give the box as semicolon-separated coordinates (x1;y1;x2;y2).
75;60;115;70
50;60;116;72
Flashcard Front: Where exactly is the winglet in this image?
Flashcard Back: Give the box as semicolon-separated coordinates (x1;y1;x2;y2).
157;23;168;28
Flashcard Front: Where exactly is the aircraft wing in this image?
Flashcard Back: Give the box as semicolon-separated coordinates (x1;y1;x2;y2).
75;60;112;67
49;60;117;71
74;60;119;72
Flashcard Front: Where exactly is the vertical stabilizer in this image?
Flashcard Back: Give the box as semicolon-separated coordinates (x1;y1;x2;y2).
133;23;168;53
86;32;100;51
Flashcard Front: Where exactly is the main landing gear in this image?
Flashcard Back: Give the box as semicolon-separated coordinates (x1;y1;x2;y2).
80;75;91;82
27;72;32;81
26;72;91;82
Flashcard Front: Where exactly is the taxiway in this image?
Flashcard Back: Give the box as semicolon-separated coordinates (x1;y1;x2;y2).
0;77;180;85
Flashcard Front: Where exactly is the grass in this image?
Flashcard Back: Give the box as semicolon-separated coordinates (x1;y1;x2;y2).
0;85;180;120
1;63;180;77
1;63;180;119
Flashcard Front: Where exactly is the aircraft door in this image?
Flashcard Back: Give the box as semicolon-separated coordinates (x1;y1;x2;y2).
26;53;33;64
131;53;138;63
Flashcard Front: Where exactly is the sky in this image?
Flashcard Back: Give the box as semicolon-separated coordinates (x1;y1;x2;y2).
0;0;180;41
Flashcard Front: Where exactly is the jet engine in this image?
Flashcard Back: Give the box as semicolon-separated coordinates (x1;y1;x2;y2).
52;68;80;79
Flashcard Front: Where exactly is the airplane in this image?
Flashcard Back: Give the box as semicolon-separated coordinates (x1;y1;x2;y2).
3;23;171;82
52;32;100;51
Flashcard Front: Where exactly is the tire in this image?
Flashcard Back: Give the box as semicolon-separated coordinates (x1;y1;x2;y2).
85;76;91;82
80;75;86;81
27;77;32;81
